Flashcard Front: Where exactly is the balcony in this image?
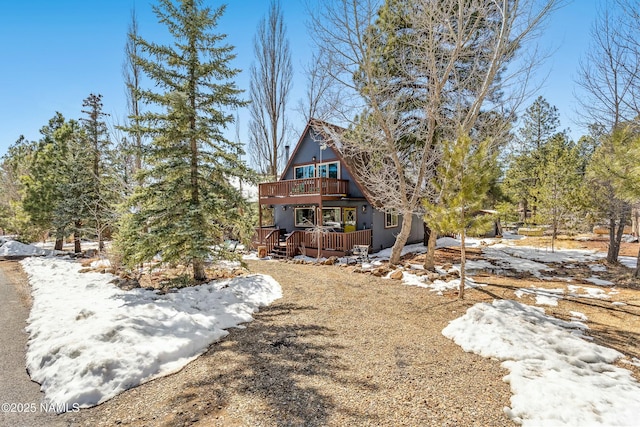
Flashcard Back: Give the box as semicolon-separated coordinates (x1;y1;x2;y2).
258;177;349;205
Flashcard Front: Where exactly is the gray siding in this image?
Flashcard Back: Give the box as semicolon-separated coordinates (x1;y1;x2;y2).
274;201;373;234
283;129;365;199
370;210;424;253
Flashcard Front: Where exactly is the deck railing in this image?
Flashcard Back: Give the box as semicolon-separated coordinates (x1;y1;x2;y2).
285;230;305;258
303;229;372;252
254;227;372;257
263;229;280;254
259;177;348;199
254;227;278;244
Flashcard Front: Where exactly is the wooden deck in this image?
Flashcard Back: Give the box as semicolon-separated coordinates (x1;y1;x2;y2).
258;178;349;205
253;228;372;259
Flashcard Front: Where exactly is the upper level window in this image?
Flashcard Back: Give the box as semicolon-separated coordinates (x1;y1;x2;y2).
294;164;315;179
294;161;340;180
318;161;339;179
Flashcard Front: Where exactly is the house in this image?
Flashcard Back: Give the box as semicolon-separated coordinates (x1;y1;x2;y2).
253;119;424;258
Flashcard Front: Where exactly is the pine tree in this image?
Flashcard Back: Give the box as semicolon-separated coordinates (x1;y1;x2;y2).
53;119;94;253
1;136;38;240
423;135;496;299
585;125;640;266
80;93;113;252
504;96;561;223
531;134;582;251
21;114;71;248
120;0;250;281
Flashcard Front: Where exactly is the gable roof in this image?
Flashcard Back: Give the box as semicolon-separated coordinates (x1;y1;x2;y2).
280;118;374;204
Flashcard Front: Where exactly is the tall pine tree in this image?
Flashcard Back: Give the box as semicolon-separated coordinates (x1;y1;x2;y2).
119;0;250;281
423;135;496;299
80;93;113;252
531;134;582;251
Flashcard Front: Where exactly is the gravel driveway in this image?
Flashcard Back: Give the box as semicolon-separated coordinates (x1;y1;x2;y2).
60;260;514;426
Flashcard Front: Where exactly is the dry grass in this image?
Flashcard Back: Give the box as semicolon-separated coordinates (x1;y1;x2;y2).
404;237;640;382
1;259;33;307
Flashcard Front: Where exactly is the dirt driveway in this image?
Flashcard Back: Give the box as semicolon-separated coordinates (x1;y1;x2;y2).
62;260;514;427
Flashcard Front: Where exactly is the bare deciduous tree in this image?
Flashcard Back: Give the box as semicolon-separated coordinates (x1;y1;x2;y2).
576;5;639;130
248;0;293;180
576;2;640;263
310;0;561;265
297;51;343;125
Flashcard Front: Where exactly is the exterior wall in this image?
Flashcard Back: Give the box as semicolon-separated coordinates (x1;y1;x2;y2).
283;128;365;199
274;201;373;234
370;210;424;253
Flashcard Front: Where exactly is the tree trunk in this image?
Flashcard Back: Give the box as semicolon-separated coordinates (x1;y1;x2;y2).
193;258;206;281
607;214;626;264
389;213;413;265
423;230;438;271
54;227;65;251
551;222;557;253
459;229;466;300
423;222;430;246
634;245;640;278
519;199;528;223
74;221;82;253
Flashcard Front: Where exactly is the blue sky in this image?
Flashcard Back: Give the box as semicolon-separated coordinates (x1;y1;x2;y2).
0;0;599;158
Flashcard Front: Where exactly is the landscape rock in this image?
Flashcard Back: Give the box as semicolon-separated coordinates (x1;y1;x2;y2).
389;270;404;280
427;271;442;281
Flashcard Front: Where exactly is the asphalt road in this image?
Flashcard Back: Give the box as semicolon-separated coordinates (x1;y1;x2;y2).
0;261;65;427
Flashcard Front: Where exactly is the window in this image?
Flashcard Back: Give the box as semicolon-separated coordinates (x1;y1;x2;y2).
318;161;339;179
322;207;341;228
385;210;399;228
294;164;315;179
294;207;315;227
294;161;340;179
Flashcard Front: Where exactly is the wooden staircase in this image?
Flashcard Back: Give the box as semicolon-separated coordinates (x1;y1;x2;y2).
269;242;289;259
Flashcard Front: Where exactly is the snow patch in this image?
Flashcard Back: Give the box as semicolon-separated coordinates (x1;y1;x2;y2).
22;257;282;410
443;299;640;426
0;240;50;256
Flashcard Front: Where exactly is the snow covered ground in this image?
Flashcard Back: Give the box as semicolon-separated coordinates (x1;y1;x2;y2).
443;300;640;426
397;235;640;426
0;239;53;256
20;256;282;410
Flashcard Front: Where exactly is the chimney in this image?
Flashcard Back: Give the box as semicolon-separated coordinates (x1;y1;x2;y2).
285;145;290;164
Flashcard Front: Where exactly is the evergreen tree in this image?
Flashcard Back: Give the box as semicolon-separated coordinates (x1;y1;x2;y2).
516;96;560;152
504;96;561;222
122;8;147;189
53;119;93;253
531;134;583;251
80;93;113;251
0;136;37;240
120;0;250;281
585;125;639;265
423;135;496;299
